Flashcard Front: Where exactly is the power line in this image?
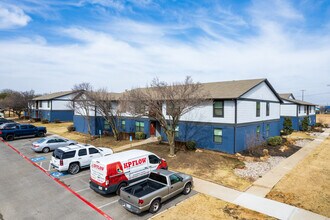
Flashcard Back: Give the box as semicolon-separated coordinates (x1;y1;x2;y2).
304;92;330;97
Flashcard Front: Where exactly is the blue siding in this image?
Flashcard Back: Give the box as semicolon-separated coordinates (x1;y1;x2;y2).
74;115;97;135
50;110;74;122
31;109;74;122
235;120;280;152
74;115;282;154
280;115;316;131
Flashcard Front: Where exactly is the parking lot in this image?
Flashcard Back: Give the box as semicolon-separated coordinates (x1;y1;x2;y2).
3;135;196;220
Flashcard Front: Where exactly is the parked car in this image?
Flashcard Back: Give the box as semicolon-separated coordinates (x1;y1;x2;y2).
0;118;14;125
0;122;19;130
0;112;4;118
51;144;114;174
119;169;193;214
31;136;78;153
0;124;47;141
89;149;168;195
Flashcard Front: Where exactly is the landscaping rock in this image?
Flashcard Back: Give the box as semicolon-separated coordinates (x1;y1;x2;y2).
234;156;285;181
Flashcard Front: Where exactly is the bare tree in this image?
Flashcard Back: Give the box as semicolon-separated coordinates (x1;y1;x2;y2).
0;90;35;118
123;76;208;156
89;89;121;140
69;83;93;138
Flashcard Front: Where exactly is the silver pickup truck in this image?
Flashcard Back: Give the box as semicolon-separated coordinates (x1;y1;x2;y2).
119;169;193;214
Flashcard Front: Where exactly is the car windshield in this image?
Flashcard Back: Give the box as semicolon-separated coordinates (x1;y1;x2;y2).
36;138;47;143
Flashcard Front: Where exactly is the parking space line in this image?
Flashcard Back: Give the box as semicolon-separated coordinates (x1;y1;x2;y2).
98;200;119;209
48;162;51;171
61;172;90;181
40;162;43;168
76;187;91;193
1;139;113;220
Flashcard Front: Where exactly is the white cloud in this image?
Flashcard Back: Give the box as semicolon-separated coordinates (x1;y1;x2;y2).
0;3;31;29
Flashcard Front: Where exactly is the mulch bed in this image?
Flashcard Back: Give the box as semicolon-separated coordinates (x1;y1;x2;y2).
241;138;301;158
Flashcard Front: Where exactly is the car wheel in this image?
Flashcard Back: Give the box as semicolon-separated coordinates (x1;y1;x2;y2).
116;182;127;195
38;132;45;137
42;147;50;153
68;163;80;175
149;199;161;214
6;135;14;141
69;143;75;145
182;183;192;195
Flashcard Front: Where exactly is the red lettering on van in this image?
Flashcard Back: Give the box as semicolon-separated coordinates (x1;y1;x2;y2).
123;157;147;169
92;164;104;171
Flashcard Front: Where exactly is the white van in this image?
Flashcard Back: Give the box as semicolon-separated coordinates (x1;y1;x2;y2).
89;149;168;195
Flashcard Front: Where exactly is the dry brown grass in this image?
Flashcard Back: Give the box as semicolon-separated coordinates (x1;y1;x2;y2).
32;122;140;149
152;194;275;220
131;143;252;191
317;114;330;126
266;137;330;217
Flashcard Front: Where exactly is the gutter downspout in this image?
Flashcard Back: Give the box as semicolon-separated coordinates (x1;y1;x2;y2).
234;99;237;154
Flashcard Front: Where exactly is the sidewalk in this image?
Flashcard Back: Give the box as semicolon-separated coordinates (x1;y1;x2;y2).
113;136;158;152
193;129;330;220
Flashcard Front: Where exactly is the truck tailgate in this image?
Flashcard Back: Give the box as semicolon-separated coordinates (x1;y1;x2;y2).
120;190;140;208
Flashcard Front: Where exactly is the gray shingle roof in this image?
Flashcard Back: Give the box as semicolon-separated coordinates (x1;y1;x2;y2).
279;93;294;99
33;91;78;101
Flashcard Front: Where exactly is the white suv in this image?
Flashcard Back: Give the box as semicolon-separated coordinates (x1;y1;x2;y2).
51;144;113;174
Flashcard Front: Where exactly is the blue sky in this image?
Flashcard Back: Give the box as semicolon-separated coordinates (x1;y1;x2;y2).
0;0;329;104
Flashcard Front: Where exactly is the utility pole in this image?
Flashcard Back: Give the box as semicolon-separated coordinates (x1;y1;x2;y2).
301;89;305;101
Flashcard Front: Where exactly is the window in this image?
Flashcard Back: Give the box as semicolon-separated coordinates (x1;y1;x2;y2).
39;101;42;108
62;151;76;159
149;155;160;164
298;105;301;114
266;102;270;116
214;128;223;143
89;148;99;154
56;139;66;143
213;100;224;117
104;121;110;130
28;125;35;129
266;124;270;137
304;106;307;113
169;174;181;185
149;173;167;185
78;149;87;156
256;101;260;117
175;126;179;138
21;125;28;129
47;101;50;108
256;126;261;137
135;121;144;132
121;120;126;130
47;139;56;144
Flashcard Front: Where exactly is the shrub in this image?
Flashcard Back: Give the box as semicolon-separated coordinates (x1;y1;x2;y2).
283;117;293;135
41;119;49;124
301;116;309;131
185;141;197;151
267;136;282;146
314;122;322;127
54;119;61;123
67;125;75;132
324;123;328;128
135;132;146;140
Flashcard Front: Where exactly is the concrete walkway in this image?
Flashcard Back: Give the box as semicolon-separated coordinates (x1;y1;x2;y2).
246;128;330;197
114;136;158;152
193;129;330;220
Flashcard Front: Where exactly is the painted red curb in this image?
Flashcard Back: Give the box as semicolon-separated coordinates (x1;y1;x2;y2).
1;138;113;220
